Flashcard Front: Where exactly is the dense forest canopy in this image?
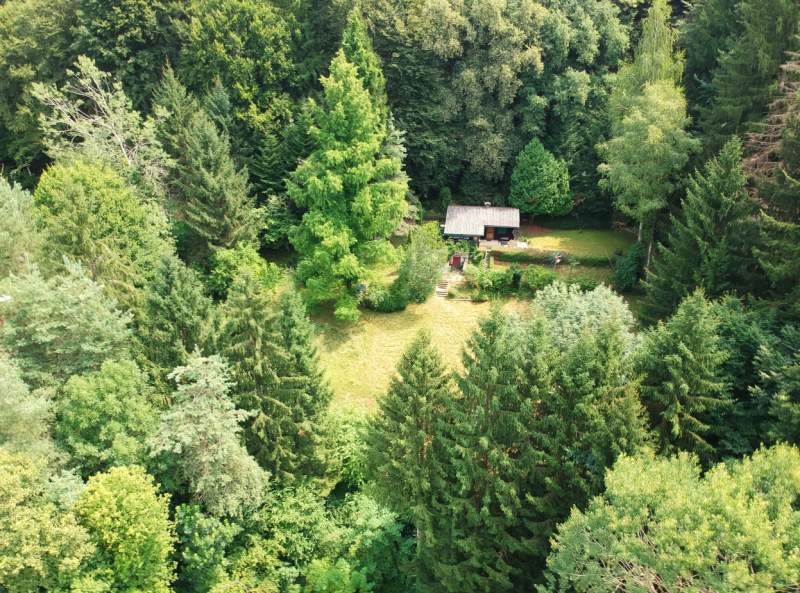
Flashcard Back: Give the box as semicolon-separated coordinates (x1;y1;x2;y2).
1;0;800;592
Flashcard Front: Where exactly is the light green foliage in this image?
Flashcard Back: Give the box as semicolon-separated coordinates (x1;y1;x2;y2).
261;194;301;248
542;445;800;593
509;139;571;216
520;265;557;295
0;262;132;389
135;255;217;388
637;290;728;458
599;0;697;233
176;0;295;151
74;465;175;593
34;159;173;308
288;51;407;320
0;176;41;277
752;325;800;445
149;355;267;518
341;9;387;117
396;223;447;303
531;282;638;351
32;56;172;196
175;504;240;593
0;355;53;458
303;559;370;593
319;409;370;491
700;0;800;153
643;138;759;321
209;244;282;299
55;360;158;476
0;449;94;593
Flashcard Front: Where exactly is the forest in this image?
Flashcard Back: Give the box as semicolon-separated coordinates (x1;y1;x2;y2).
0;0;799;591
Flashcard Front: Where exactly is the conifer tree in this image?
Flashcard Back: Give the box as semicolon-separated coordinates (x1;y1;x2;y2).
135;255;216;388
153;66;199;164
431;308;534;593
288;51;406;320
637;290;729;459
642;138;759;322
341;9;388;119
176;110;262;253
250;131;284;198
368;331;453;588
221;276;329;483
700;0;800;153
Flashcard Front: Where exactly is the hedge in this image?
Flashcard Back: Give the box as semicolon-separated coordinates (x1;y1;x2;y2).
492;249;611;267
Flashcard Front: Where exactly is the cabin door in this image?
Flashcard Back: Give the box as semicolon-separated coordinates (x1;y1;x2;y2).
485;226;495;240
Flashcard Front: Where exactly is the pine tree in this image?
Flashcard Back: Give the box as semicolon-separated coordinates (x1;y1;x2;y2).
135;255;216;389
368;330;454;588
177;109;262;253
221;276;329;483
153;66;198;163
430;308;535;593
642;138;759;322
637;290;729;459
250;131;284;198
281;100;317;174
287;51;406;320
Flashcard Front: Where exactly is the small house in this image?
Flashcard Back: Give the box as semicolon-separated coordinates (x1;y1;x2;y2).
443;204;520;242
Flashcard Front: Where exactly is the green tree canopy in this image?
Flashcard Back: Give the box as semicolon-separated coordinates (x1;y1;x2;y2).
0;176;41;277
509;139;571;216
288;50;407;320
542;445;800;593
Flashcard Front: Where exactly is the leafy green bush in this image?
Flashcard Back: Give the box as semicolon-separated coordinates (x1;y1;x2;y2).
363;281;409;313
570;274;600;291
464;264;521;297
208;243;282;298
494;249;609;267
397;222;447;303
520;266;557;294
612;241;646;292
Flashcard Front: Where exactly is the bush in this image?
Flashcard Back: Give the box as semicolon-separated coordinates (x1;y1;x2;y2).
363;281;409;313
612;241;647;292
570;274;600;292
464;264;521;297
397;223;447;303
208;243;282;298
520;266;557;294
494;249;610;267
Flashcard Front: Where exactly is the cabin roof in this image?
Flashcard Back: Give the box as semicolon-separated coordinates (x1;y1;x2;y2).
443;204;520;236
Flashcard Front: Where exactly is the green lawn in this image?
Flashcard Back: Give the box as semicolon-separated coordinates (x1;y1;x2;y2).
312;298;524;413
516;226;635;257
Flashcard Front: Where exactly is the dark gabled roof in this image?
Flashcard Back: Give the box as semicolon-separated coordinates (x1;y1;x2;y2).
443;205;520;236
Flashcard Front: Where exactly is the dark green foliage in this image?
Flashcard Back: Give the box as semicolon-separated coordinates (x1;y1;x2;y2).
519;265;557;295
135;255;216;388
699;0;800;153
493;249;610;267
642;138;759;321
752;325;800;445
250;132;284;198
637;290;729;459
368;331;453;586
612;241;646;292
222;276;330;483
509;139;571;216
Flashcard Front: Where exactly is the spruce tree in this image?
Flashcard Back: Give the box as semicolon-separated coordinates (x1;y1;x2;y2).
177;110;261;253
642;138;759;322
221;276;329;483
135;255;216;389
153;66;198;164
431;308;535;593
368;330;454;588
250;131;284;198
637;290;729;459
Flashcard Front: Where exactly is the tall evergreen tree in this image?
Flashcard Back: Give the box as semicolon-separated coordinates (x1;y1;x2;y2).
250;131;284;198
637;290;729;460
341;9;388;119
368;331;453;588
288;51;406;320
430;308;534;593
642;138;760;322
135;255;216;388
700;0;800;153
221;276;329;483
153;66;199;164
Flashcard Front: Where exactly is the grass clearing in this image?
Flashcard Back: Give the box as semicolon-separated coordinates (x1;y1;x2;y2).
313;297;525;413
517;226;635;258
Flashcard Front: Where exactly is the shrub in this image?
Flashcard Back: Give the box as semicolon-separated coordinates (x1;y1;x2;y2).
612;241;647;292
208;243;282;298
570;274;600;291
520;266;557;294
464;264;520;297
494;249;609;267
363;281;409;313
509;138;571;216
397;223;447;303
